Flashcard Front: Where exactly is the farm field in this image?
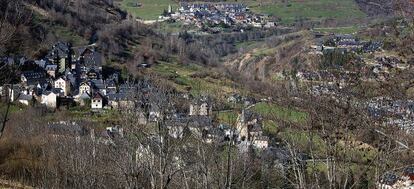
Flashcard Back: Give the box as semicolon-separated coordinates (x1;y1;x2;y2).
120;0;366;24
120;0;177;20
151;61;239;97
252;102;308;124
242;0;367;24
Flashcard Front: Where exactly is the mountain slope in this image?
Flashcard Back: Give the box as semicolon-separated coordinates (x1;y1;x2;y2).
225;31;316;82
355;0;414;17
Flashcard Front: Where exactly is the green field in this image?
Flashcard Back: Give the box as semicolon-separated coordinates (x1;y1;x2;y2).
120;0;177;20
51;25;88;46
240;0;366;24
155;21;198;33
152;61;239;97
120;0;366;24
217;111;238;125
252;102;308;124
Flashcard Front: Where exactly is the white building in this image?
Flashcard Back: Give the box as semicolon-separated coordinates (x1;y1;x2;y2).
41;91;58;109
5;85;20;102
54;77;71;96
252;136;269;149
91;92;105;109
79;82;92;95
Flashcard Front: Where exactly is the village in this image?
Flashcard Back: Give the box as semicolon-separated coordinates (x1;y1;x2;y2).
1;38;413;188
2;0;414;187
159;2;276;32
302;32;414;133
0;42;280;155
1;35;413;188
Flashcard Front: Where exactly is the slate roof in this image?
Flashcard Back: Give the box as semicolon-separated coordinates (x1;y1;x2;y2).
93;92;105;100
107;93;128;101
22;71;46;80
82;50;102;70
18;94;33;101
72;47;87;60
91;79;105;90
380;172;399;186
79;92;91;100
45;64;58;71
21;71;47;86
43;90;59;96
34;59;48;68
47;42;71;60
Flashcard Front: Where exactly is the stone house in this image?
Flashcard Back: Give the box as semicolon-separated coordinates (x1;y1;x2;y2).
236;109;263;142
107;93;135;110
189;97;213;116
165;116;213;139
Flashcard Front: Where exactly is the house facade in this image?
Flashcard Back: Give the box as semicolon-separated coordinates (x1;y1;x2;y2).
252;136;269;149
91;92;105;109
236;109;263;143
54;77;71;96
41;91;58;109
189;97;213;116
79;82;92;95
45;64;58;78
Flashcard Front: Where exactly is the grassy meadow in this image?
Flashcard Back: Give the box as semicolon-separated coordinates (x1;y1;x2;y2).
120;0;178;20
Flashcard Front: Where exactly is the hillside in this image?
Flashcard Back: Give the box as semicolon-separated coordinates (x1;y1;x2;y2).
119;0;177;20
225;31;316;82
1;0;125;57
244;0;367;25
119;0;368;26
355;0;414;17
1;0;414;188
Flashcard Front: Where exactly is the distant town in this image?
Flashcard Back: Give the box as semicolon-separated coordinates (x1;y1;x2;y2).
304;33;414;132
155;2;276;32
